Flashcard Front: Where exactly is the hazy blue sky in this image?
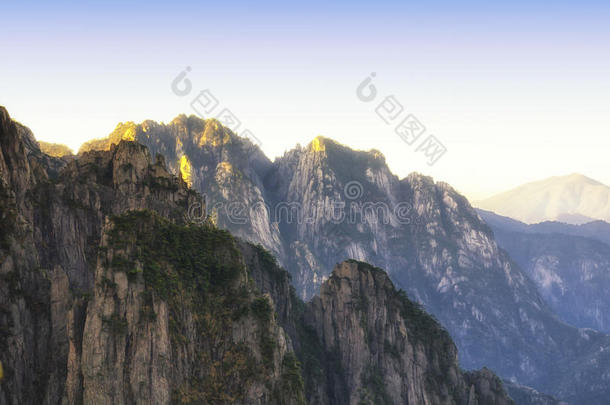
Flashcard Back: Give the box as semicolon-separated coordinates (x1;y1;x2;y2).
1;0;609;199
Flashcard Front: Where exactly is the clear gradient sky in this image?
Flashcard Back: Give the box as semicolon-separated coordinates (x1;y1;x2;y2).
1;0;609;200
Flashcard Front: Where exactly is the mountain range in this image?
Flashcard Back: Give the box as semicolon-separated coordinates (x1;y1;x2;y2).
0;106;515;404
476;209;610;246
52;113;610;404
475;174;610;225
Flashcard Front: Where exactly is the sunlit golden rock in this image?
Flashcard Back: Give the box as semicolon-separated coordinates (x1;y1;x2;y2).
179;155;193;187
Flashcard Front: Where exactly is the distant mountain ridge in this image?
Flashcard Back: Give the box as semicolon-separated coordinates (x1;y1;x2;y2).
475;174;610;225
478;209;610;333
477;209;610;246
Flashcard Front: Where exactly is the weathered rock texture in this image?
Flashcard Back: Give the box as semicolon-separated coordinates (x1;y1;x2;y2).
80;211;303;405
0;107;302;404
306;260;513;405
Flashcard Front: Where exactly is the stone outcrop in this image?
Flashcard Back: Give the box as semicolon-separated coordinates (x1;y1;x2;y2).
38;141;73;158
305;260;512;405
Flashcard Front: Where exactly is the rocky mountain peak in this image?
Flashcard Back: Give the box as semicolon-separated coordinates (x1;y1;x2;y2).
0;106;62;215
306;259;513;405
308;136;330;153
37;141;74;158
327;259;393;287
78;121;138;154
303;136;387;168
564;172;602;184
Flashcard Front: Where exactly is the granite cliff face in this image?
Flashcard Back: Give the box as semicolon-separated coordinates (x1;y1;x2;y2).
77;115;610;404
0;107;513;404
306;260;512;405
79;211;302;405
241;248;515;405
79;116;283;260
0;108;301;404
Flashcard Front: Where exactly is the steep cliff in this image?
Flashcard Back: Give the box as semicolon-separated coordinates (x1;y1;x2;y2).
306;260;512;405
241;249;514;404
80;211;304;404
0;107;302;404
